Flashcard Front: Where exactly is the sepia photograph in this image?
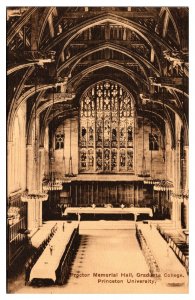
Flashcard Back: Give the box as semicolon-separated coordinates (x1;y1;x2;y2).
5;3;189;295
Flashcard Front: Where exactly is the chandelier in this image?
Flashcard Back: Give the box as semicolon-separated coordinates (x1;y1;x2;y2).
146;87;174;193
171;190;189;200
42;86;64;191
42;87;77;190
140;93;161;187
65;114;76;177
153;180;174;191
42;175;71;191
21;192;48;202
144;178;161;185
42;179;63;191
138;115;150;178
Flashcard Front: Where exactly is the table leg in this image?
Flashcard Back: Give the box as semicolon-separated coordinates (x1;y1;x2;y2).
78;213;81;223
134;214;137;222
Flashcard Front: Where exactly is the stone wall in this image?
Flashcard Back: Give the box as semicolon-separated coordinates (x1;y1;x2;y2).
54;117;78;176
52;116;166;179
7;102;27;195
135;117;165;179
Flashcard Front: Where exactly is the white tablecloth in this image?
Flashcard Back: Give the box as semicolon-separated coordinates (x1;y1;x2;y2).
63;207;153;217
138;223;188;284
29;223;77;282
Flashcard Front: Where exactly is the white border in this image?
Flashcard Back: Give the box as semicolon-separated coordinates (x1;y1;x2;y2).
1;1;194;300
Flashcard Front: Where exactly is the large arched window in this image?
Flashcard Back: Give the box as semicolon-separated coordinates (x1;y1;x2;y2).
79;80;135;173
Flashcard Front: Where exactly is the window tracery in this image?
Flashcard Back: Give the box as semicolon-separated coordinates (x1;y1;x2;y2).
55;132;64;149
79;80;135;173
149;133;159;151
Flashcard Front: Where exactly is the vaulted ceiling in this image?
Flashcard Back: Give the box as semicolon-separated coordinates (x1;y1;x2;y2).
7;7;189;145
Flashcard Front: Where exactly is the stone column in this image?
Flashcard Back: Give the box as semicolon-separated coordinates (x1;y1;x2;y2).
136;184;139;206
171;195;182;228
183;197;189;230
37;197;48;227
27;199;36;231
21;196;38;234
175;140;181;193
184;146;189;192
36;197;48;228
21;195;48;232
26;144;34;192
38;199;43;227
21;196;36;232
39;146;45;192
7;141;13;194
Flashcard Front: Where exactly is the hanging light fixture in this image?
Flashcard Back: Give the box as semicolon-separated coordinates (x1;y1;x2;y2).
65;113;76;177
43;86;63;191
138;115;150;178
170;28;187;198
144;178;161;185
21;192;48;202
153;180;174;191
34;66;38;163
153;87;173;192
23;66;48;201
179;58;186;196
62;112;66;177
171;190;189;201
144;90;155;185
143;78;161;185
61;105;71;183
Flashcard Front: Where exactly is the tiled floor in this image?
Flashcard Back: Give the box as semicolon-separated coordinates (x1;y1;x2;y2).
7;221;188;294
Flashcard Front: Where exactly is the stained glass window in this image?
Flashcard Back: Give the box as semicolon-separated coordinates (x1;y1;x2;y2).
79;80;135;173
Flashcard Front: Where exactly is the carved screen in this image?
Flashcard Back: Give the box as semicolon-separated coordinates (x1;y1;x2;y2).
79;80;134;173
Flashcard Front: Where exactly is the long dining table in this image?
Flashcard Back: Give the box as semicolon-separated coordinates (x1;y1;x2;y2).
63;206;153;221
29;223;77;283
138;223;188;286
